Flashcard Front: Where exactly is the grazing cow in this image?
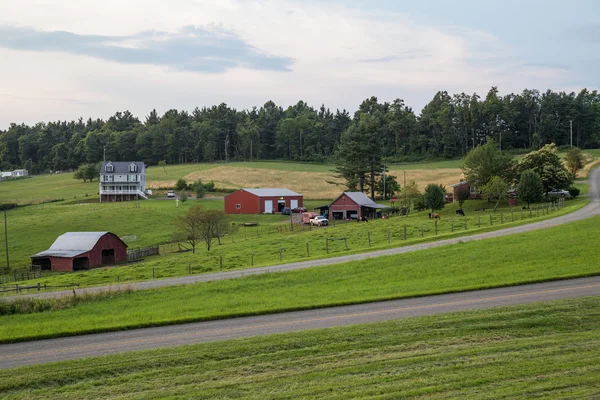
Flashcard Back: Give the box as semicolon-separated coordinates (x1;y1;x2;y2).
428;212;441;219
455;209;465;217
475;207;486;212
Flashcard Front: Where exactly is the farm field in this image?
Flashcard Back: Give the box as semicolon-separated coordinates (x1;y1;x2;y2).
2;186;587;288
0;151;597;204
2;214;599;343
2;295;599;399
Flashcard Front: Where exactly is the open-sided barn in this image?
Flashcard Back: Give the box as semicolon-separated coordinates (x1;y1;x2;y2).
30;232;128;272
328;192;388;220
224;188;303;214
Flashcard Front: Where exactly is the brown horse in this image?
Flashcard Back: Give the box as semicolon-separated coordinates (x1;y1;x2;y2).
428;212;441;219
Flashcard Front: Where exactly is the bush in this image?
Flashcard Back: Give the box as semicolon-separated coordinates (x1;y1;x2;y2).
203;180;215;192
179;191;188;203
175;178;188;191
568;186;580;198
413;195;427;212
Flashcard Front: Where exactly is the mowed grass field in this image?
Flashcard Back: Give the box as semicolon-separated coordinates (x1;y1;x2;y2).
2;214;599;343
2;296;599;399
0;151;597;204
2;185;588;288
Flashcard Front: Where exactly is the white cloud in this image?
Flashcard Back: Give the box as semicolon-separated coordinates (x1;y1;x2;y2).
0;0;581;128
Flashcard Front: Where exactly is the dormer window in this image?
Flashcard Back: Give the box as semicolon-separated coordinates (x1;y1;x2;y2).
128;163;137;172
105;163;113;172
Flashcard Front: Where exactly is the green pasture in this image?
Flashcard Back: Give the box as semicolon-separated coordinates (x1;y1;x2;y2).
2;187;587;288
0;174;99;205
2;214;599;342
0;188;588;286
2;296;599;399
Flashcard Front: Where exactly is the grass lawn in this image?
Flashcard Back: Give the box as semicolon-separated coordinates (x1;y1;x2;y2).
2;188;587;288
1;214;599;343
1;295;599;399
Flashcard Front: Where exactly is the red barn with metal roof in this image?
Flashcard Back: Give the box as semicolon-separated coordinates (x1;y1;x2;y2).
225;188;303;214
30;232;128;272
328;192;388;220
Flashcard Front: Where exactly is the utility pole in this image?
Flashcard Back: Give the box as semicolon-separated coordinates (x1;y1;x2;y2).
570;120;573;148
382;165;386;200
3;207;9;271
103;146;106;162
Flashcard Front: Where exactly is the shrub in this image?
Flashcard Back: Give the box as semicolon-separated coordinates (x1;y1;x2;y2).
175;178;188;191
179;191;188;203
413;195;427;212
203;180;215;192
568;186;580;198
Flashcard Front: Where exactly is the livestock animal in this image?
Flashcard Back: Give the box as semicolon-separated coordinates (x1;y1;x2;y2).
455;209;465;217
428;212;441;219
475;208;486;212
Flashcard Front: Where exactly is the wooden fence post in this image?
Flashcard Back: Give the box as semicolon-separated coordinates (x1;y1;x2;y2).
344;237;349;250
500;212;503;224
325;238;329;254
434;219;438;235
152;267;154;279
220;256;223;271
421;225;424;238
478;214;480;228
451;220;454;232
188;262;191;275
251;251;254;267
279;245;283;262
403;224;407;240
489;213;493;226
387;228;390;244
521;208;523;219
511;208;514;222
368;232;371;247
306;242;310;257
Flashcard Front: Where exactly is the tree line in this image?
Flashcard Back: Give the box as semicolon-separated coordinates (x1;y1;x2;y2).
1;87;599;174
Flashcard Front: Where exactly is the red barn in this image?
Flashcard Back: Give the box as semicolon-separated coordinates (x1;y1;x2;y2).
225;188;303;214
30;232;128;272
328;192;388;220
451;181;482;203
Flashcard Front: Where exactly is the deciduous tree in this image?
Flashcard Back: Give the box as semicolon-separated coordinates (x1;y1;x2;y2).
462;138;514;187
482;176;508;212
423;184;445;213
563;147;585;179
517;143;572;192
517;169;543;208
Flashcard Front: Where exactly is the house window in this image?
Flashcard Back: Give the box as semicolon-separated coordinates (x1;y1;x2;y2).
107;175;114;182
469;186;478;194
105;163;113;172
129;163;137;172
235;204;241;209
128;175;137;182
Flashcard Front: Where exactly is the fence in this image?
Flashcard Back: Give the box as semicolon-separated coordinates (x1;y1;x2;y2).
127;246;160;261
0;283;80;294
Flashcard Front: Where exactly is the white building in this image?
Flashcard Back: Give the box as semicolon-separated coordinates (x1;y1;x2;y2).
99;161;147;202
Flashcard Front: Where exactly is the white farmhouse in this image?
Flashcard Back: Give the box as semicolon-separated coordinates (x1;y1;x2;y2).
99;161;147;202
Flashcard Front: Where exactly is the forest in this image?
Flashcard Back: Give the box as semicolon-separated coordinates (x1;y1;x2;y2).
1;87;599;173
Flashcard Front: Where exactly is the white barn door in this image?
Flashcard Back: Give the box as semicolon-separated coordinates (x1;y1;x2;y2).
290;199;298;209
264;200;273;213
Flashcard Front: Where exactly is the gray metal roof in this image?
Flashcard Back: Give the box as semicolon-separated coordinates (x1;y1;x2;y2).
451;181;469;188
100;161;145;174
31;232;113;258
243;188;302;197
341;192;388;209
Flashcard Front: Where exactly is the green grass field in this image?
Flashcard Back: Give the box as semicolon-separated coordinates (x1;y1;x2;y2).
2;187;587;288
2;295;599;399
2;214;599;343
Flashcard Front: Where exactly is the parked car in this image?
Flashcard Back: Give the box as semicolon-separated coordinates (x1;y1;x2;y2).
167;191;176;198
310;215;329;226
545;189;570;197
281;207;292;215
291;206;307;213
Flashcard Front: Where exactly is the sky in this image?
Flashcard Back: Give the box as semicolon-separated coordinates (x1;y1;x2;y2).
0;0;598;129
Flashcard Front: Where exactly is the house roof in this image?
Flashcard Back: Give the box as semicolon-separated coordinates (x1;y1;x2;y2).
451;181;469;188
336;192;388;209
100;161;145;174
31;232;125;259
242;188;302;197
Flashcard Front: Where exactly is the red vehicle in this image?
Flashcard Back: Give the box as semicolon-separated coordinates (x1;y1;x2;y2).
292;206;307;213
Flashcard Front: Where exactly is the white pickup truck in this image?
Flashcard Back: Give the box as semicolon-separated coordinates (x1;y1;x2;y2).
309;215;329;226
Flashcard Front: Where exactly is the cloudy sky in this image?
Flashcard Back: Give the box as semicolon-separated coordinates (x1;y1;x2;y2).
0;0;598;128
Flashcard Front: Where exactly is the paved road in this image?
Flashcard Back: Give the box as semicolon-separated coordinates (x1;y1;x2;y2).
11;167;600;301
1;276;599;369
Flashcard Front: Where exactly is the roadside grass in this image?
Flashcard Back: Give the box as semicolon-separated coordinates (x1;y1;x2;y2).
1;214;599;343
2;296;599;399
4;189;587;288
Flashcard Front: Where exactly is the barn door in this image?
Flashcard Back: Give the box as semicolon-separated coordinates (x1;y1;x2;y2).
290;199;298;209
264;200;273;214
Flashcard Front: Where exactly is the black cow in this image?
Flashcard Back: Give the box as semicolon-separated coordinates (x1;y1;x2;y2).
455;209;465;217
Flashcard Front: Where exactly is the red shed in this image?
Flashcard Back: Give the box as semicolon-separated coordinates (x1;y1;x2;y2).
328;192;388;220
30;232;128;272
225;188;303;214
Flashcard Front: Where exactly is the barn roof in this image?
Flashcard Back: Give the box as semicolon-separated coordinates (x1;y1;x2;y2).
100;161;146;174
242;188;302;197
451;181;469;188
31;232;124;259
336;192;388;209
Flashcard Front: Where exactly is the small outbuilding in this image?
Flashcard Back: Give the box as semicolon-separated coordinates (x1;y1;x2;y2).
30;232;128;272
451;181;482;202
328;192;388;220
225;188;303;214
